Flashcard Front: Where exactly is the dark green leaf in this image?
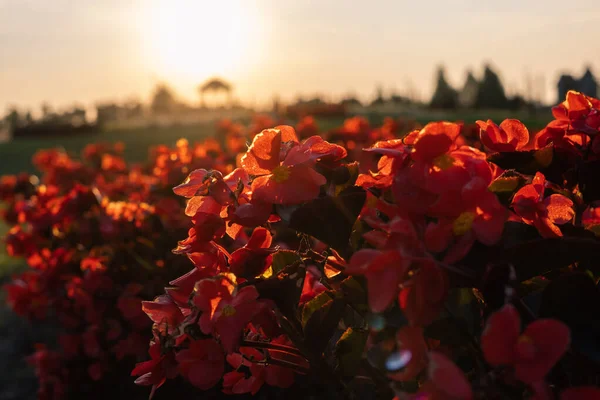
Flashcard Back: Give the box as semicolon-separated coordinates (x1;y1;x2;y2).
301;291;334;328
302;292;346;354
289;186;366;256
334;327;368;377
271;250;302;275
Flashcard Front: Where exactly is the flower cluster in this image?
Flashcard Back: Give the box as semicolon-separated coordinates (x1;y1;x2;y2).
1;140;237;399
3;91;600;400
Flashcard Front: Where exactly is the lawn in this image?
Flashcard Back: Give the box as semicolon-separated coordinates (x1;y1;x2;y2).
0;110;552;176
0;122;220;175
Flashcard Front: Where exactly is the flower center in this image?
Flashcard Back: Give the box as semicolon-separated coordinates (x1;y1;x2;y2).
221;304;237;317
453;212;476;236
432;154;455;170
271;166;291;183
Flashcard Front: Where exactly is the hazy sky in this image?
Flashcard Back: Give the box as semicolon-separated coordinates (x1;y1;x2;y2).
1;0;599;113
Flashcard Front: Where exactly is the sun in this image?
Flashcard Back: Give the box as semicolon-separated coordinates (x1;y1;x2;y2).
142;0;255;81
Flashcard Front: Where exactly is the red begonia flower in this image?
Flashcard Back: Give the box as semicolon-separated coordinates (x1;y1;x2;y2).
131;342;178;392
346;249;410;313
241;126;344;204
299;267;327;304
481;304;570;384
423;351;473;400
425;180;506;263
553;90;600;123
176;338;224;390
388;326;428;382
399;261;448;326
222;364;265;395
194;274;263;353
410;122;462;163
477;119;530;152
142;294;185;328
228;227;276;278
172;212;226;254
511;172;574;238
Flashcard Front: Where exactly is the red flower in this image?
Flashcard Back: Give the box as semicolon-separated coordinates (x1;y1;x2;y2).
553;90;600;127
582;203;600;233
399;261;448;326
166;264;219;306
346;249;410;313
222;339;297;395
194;274;263;352
172;212;226;254
419;351;473;400
241;126;344;204
477;119;530;152
176;338;225;390
481;304;570;384
222;364;264;395
299;266;327;304
511;172;574;238
132;342;178;393
228;227;276;279
408;122;462;164
388;326;427;382
142;294;185;329
425;178;506;263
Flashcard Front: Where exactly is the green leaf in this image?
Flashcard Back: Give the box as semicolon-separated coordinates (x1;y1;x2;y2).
334;161;360;195
489;175;523;193
301;291;334;328
587;224;600;237
335;327;368;377
271;250;302;275
289;186;366;257
487;144;554;175
302;291;346;354
340;276;368;312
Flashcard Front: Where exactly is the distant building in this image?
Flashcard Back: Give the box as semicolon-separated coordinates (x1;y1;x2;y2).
557;67;597;103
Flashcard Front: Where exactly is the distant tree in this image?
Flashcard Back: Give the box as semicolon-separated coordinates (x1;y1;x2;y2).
458;71;479;109
41;102;53;119
371;85;386;106
151;84;177;114
5;107;21;128
123;98;144;118
25;111;34;125
430;66;458;109
506;95;528;111
475;65;508;109
341;97;362;107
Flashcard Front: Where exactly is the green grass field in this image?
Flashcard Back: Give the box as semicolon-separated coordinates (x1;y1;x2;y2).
0;110;552;176
0;123;220;175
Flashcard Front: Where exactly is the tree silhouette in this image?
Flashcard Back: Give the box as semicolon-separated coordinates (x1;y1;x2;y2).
475;65;508;109
151;84;177;114
458;70;479;108
430;66;458;109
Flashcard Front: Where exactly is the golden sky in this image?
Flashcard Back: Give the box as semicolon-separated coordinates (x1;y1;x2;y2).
1;0;599;112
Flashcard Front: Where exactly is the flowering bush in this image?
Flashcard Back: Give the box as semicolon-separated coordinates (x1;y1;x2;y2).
3;91;600;399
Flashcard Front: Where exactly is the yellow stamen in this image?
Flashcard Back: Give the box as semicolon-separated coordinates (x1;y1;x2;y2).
453;212;476;236
433;154;455;170
221;304;237;317
271;165;291;183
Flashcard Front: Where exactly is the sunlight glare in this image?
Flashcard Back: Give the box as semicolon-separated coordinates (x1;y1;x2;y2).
143;0;256;81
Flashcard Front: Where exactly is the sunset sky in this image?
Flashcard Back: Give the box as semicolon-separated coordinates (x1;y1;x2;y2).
1;0;599;113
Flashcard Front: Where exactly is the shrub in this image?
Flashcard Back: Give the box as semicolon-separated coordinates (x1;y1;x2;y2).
3;91;600;399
